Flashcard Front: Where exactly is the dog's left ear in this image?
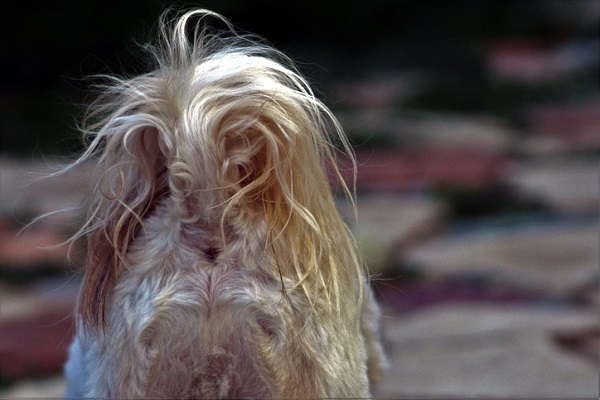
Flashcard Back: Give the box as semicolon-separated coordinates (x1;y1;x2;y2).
194;61;363;312
219;119;291;210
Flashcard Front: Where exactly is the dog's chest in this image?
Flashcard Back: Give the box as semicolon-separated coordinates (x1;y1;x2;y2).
103;256;280;397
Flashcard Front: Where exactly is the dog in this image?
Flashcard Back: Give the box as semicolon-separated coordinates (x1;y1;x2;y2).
63;9;386;399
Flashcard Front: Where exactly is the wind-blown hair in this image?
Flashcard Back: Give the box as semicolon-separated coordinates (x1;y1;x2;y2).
70;9;363;337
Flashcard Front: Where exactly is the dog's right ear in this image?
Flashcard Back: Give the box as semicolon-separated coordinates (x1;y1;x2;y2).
135;125;170;183
77;95;173;336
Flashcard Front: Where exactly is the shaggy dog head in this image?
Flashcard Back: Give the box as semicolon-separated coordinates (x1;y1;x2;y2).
68;9;364;338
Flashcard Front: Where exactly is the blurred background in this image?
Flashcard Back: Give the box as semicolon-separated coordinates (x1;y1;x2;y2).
1;0;598;397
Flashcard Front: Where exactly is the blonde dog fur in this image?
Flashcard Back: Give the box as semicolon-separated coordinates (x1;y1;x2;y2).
63;9;386;399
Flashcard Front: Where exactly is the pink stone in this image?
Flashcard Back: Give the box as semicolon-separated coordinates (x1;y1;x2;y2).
333;148;506;192
0;221;70;269
526;99;600;151
0;303;74;380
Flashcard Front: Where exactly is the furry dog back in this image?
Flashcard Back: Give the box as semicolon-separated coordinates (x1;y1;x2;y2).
63;9;385;399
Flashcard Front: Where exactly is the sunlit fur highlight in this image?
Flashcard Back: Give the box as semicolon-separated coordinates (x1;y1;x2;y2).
62;9;386;398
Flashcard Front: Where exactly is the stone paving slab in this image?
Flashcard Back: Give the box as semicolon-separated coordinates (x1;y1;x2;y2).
0;279;77;382
0;279;79;324
339;194;446;274
0;157;92;274
0;376;65;398
337;110;516;154
337;148;507;192
0;157;95;226
377;278;551;313
523;98;600;154
0;221;72;271
374;304;599;398
0;304;74;382
390;112;517;154
382;304;598;343
406;221;598;296
507;157;599;215
330;73;424;109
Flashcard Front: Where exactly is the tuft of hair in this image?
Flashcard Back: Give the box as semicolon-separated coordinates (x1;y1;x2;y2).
70;9;363;336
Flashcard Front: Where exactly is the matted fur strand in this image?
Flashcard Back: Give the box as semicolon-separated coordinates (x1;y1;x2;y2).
63;9;386;399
